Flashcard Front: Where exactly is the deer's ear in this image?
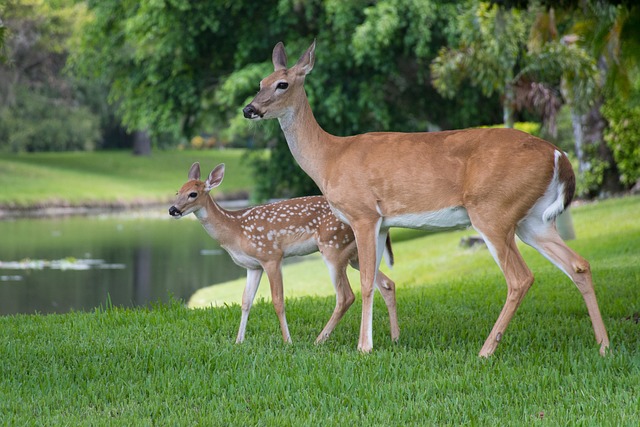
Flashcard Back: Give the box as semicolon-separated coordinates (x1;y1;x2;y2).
294;39;315;76
272;42;287;71
205;164;225;192
188;162;200;180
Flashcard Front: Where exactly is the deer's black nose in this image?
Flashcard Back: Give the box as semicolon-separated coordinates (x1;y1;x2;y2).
169;206;181;217
243;104;257;118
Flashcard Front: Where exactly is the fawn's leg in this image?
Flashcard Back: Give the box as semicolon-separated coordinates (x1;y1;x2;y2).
236;268;263;343
263;260;291;343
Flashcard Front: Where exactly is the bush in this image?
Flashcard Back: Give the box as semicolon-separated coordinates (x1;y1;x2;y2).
480;122;542;136
568;152;608;198
0;87;100;152
246;142;320;203
602;98;640;187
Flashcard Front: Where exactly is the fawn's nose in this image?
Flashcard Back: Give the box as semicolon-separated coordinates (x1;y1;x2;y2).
243;104;257;119
168;206;181;217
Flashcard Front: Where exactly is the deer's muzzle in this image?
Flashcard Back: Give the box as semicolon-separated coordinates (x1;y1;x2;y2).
243;104;262;119
168;206;182;217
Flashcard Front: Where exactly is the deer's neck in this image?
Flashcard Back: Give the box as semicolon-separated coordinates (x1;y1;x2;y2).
193;196;238;245
278;91;336;190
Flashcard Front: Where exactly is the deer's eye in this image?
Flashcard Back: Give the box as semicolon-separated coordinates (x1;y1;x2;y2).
276;82;289;90
189;192;197;198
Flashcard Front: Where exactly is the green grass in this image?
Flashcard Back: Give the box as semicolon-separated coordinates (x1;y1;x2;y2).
0;150;255;207
1;196;639;425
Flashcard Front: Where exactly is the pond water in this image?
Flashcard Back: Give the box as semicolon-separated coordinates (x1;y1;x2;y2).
0;211;246;315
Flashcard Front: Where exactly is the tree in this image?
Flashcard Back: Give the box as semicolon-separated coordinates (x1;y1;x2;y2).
72;0;502;199
569;1;640;195
431;1;597;134
495;0;640;195
70;0;291;145
0;0;102;152
208;0;502;199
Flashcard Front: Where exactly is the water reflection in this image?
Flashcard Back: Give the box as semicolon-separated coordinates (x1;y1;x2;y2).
0;211;245;315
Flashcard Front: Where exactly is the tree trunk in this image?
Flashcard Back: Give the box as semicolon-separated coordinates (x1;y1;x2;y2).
571;109;588;174
503;82;515;128
571;99;623;197
132;130;151;156
583;99;622;196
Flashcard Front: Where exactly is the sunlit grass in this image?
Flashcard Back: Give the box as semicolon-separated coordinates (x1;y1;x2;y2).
0;150;255;207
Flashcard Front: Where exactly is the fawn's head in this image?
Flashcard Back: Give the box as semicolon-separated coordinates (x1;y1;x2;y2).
243;40;315;120
169;162;224;218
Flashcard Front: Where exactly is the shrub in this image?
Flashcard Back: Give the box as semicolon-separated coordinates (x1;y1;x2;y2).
602;98;640;187
0;87;100;152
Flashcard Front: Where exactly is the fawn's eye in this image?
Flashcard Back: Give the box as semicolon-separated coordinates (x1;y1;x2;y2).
276;82;289;90
189;192;197;198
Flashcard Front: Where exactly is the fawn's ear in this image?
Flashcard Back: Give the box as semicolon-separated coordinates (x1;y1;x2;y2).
205;164;225;192
294;39;315;76
272;42;287;71
188;162;200;180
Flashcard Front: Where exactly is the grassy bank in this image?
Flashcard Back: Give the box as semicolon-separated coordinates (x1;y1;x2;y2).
1;196;639;425
0;150;254;208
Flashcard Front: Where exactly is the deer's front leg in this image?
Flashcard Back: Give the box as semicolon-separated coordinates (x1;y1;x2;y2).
263;260;291;343
236;268;264;344
352;219;385;353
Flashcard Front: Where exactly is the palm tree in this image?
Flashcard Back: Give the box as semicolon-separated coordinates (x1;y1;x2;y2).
431;2;595;134
567;1;639;195
431;2;528;128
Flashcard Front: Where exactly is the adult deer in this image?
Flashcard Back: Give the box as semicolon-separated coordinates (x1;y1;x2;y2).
169;162;399;344
242;40;609;356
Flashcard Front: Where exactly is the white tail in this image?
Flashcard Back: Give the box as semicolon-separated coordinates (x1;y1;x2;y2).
169;162;400;344
243;41;609;356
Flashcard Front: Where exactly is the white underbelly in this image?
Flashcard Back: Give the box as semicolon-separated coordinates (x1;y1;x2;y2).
283;238;318;257
382;206;471;231
331;205;470;232
223;246;261;269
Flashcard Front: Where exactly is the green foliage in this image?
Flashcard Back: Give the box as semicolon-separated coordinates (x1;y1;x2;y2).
523;41;597;113
573;1;640;101
481;121;541;136
0;0;106;152
72;0;502;198
352;0;436;67
0;87;100;153
431;2;528;99
431;2;599;130
569;152;609;198
602;98;640;186
247;141;320;203
71;0;291;141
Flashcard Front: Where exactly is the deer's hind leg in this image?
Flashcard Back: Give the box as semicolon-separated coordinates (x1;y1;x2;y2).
315;254;355;344
516;216;609;355
468;211;535;357
350;257;399;343
374;271;400;342
262;260;292;343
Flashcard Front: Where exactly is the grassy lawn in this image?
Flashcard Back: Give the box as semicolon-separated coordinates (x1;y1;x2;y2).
0;150;255;208
1;195;638;425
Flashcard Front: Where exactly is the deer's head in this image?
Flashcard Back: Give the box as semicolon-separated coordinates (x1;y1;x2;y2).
169;162;224;218
243;40;315;120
